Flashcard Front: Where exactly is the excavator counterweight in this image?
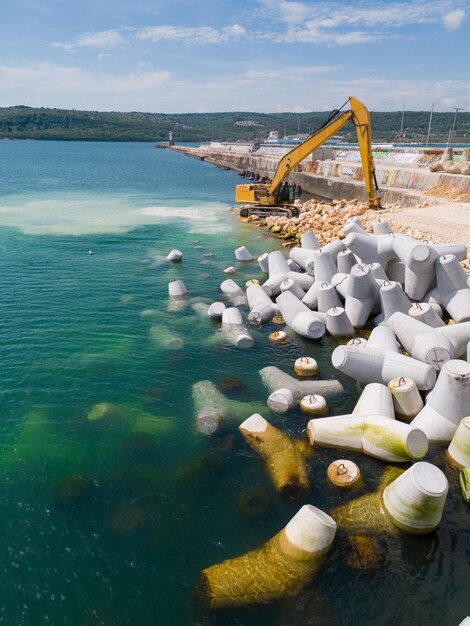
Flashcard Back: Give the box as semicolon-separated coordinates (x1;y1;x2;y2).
236;96;381;217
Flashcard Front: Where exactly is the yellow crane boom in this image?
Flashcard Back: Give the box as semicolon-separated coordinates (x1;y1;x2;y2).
236;96;381;214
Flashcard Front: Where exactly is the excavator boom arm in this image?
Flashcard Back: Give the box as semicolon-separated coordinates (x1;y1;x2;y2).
267;96;380;208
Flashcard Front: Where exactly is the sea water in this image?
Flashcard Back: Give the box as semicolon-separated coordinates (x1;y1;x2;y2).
0;141;468;626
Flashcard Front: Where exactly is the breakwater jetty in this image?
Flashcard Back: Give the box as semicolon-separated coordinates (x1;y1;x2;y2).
171;142;470;206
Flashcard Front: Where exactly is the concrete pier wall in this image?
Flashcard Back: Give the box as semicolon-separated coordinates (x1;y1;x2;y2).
170;144;470;206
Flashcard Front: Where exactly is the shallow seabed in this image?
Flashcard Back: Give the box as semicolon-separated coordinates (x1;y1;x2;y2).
0;141;468;626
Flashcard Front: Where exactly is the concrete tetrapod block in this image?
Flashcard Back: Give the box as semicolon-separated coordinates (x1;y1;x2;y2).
387;376;423;422
262;251;291;297
168;279;188;301
345;264;377;328
343;231;395;266
392;234;437;300
331;272;349;299
198;504;336;608
387;312;470;368
385;260;406;286
318;282;342;313
422;285;444;307
366;326;399;353
276;291;326;339
192;380;267;435
300;394;328;416
432;243;467;261
268;250;290;276
408;302;445;328
235;246;253;261
373;220;393;235
239;413;311;498
287;271;314;292
300;230;321;250
343;218;367;237
447;417;470;469
411;360;470;443
301;281;321;310
352;383;395;419
387;311;453;369
287;259;303;273
437;322;470;357
332;344;436;391
436;254;470;322
258;252;270;273
337;249;356;274
280;278;306;300
321;239;345;258
347;337;368;348
368;262;388;283
207;302;226;319
307;414;428;463
221;307;254;348
166;249;183;262
308;251;337;283
246;283;276;324
220;279;244;299
294;356;319;377
382;462;448;534
260;366;344;413
288;247;315;272
326;306;355;338
374;280;412;325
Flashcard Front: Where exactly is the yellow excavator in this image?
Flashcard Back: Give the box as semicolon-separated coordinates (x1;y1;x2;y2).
236;96;381;217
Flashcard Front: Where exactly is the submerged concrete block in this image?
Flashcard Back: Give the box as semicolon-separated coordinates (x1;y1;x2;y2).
168;279;188;301
198;504;336;608
260;366;344;413
235;246;253;261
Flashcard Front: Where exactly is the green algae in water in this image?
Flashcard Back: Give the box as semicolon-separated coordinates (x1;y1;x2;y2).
460;467;470;502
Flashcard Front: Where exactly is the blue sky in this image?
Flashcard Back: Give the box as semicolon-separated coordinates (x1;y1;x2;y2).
0;0;468;112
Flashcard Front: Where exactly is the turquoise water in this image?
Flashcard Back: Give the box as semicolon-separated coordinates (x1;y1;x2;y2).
0;141;468;626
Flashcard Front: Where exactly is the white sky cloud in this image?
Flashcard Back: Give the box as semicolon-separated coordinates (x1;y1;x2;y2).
0;63;170;109
136;24;247;44
3;61;466;113
258;0;468;44
52;29;126;50
442;8;466;29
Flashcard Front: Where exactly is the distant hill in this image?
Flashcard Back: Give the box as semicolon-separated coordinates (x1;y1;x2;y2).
0;106;468;143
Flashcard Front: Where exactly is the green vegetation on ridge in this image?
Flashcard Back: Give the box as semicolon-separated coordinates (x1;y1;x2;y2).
0;105;469;143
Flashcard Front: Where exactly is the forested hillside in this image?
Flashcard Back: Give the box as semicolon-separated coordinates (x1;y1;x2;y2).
0;105;468;143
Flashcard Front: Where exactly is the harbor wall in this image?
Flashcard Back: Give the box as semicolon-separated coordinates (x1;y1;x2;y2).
170;144;470;206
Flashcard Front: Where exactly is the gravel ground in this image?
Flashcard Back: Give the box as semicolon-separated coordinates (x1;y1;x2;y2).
362;200;470;256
